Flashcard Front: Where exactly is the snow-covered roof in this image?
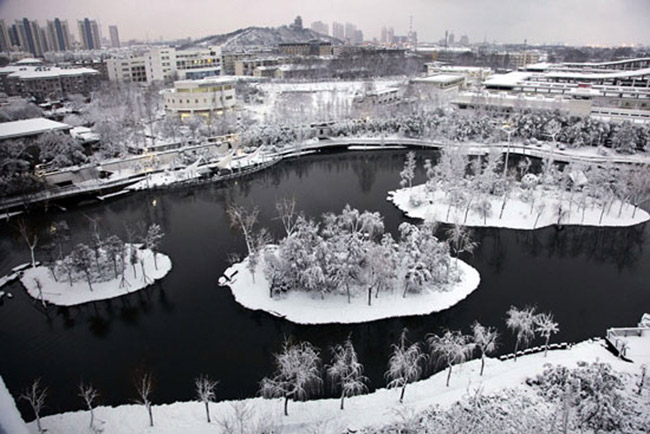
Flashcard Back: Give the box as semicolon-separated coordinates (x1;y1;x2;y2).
14;58;43;65
413;74;465;84
544;68;650;81
484;71;533;88
0;65;99;80
174;75;238;87
0;118;72;141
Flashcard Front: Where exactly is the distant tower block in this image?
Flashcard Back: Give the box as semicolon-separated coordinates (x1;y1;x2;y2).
109;25;120;48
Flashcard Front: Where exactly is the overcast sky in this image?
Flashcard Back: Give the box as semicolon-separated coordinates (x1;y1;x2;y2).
1;0;649;46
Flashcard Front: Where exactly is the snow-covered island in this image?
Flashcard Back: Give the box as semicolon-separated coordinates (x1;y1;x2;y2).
218;204;481;325
20;243;171;307
390;149;650;229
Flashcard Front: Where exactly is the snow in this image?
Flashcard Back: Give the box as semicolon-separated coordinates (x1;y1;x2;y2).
0;118;72;141
0;376;30;434
389;184;650;230
218;253;481;325
483;71;533;88
19;246;172;307
22;336;649;434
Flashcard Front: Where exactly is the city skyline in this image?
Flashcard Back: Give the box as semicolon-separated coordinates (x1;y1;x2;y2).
0;0;649;46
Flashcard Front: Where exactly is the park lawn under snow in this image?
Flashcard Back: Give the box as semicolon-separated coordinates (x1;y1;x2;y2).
218;253;480;325
389;184;650;230
20;246;171;307
19;337;648;434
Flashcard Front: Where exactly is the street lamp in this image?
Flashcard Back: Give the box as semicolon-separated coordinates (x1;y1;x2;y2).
500;123;514;178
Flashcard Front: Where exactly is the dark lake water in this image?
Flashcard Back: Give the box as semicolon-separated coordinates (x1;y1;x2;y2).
1;149;649;419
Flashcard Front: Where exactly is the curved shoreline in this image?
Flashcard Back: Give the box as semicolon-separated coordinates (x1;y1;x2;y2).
218;254;481;325
389;184;650;229
20;247;172;307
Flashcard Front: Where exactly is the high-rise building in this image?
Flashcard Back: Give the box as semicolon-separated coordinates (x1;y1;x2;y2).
381;26;395;44
77;18;101;50
0;20;11;53
310;21;329;36
332;22;345;41
109;25;120;48
448;32;455;45
353;30;363;45
344;23;356;43
15;18;46;57
46;19;71;52
460;35;469;45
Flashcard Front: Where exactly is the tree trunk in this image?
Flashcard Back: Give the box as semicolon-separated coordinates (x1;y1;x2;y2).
153;252;158;270
499;195;508;219
513;340;519;362
147;403;154;426
85;270;93;291
340;391;346;410
204;400;211;422
284;396;290;416
544;335;550;357
30;248;36;269
36;414;43;433
89;407;95;428
346;284;351;304
367;286;372;306
399;384;406;403
446;365;453;387
480;354;485;376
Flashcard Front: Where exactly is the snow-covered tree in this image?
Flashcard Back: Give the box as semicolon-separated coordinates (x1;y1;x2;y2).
327;337;368;410
471;321;499;376
386;328;427;403
506;305;537;361
71;243;95;291
20;379;47;434
134;372;154;427
144;224;164;270
400;151;416;189
445;224;477;269
195;374;218;423
427;329;474;387
260;339;322;416
275;197;300;237
78;382;99;430
535;312;560;357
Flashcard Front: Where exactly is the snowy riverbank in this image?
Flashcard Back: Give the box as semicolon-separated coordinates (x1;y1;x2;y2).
389;184;650;229
218;254;480;325
20;246;171;306
17;336;649;434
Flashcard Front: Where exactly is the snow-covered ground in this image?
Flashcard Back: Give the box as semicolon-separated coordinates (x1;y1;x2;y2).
0;376;29;434
389;184;650;229
20;246;171;306
218;254;480;325
17;336;649;434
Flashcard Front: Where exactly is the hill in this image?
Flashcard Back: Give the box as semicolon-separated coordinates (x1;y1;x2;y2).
183;26;343;51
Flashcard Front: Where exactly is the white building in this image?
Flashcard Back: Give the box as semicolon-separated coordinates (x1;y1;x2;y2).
162;76;236;119
145;46;222;82
106;57;147;82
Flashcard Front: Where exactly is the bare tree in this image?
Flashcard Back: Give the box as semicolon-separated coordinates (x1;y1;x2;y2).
195;374;218;423
472;322;499;376
535;312;560;357
276;197;299;237
386;328;427;403
259;339;322;416
20;379;47;434
506;305;537;361
134;372;154;427
17;220;38;268
227;204;260;255
78;382;99;430
427;329;474;387
326;336;368;410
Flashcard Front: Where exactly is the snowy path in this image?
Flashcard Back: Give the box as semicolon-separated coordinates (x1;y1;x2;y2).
21;338;648;434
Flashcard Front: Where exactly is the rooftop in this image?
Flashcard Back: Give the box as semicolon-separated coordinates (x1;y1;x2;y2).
0;118;72;141
0;65;99;80
413;74;466;84
484;71;534;88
